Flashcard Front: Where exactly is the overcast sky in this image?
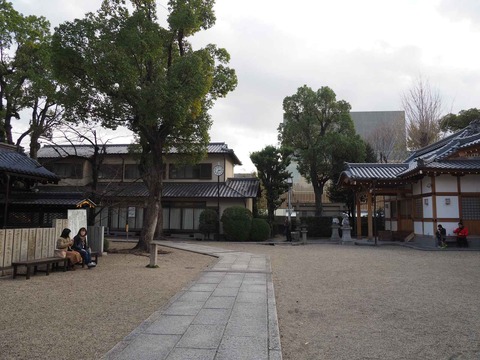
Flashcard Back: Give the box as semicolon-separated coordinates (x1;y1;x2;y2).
13;0;480;172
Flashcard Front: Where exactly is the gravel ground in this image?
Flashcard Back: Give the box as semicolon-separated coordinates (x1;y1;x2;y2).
2;241;480;360
200;242;480;360
0;242;215;360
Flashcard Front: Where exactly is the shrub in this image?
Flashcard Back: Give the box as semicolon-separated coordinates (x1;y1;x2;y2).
199;208;218;240
250;218;271;241
221;206;253;241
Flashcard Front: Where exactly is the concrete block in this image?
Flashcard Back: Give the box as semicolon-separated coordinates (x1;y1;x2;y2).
111;334;180;360
144;315;195;335
175;324;225;349
216;336;268;360
177;291;211;303
193;308;231;325
166;348;216;360
211;287;239;297
164;302;204;316
204;296;236;309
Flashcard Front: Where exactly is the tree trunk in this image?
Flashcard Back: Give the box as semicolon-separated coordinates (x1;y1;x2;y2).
154;207;163;239
135;139;164;251
136;192;160;251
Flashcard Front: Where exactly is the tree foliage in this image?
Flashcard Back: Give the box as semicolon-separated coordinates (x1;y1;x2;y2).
51;0;237;250
278;85;365;215
199;208;218;240
440;108;480;133
0;0;56;146
221;206;252;242
402;77;443;150
250;146;291;230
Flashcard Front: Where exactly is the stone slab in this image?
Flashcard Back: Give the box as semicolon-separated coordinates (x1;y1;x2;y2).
175;324;225;349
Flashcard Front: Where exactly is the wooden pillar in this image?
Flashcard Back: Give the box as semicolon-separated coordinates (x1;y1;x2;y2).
367;191;373;240
356;193;362;239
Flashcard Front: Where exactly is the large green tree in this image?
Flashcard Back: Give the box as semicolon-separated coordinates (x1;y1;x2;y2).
250;145;291;230
0;0;52;145
278;85;365;216
51;0;237;250
440;108;480;132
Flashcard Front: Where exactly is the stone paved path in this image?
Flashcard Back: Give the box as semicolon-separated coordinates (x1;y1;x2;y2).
103;241;282;360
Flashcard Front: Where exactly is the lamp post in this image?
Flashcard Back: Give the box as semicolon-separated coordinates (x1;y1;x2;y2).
213;163;224;240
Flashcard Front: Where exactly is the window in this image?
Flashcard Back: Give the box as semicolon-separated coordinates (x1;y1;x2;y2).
163;202;206;230
169;164;212;179
414;198;423;219
99;164;122;179
47;162;83;179
124;164;141;180
461;197;480;220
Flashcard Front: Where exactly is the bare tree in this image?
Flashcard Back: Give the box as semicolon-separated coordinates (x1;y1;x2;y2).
366;115;406;163
402;77;443;150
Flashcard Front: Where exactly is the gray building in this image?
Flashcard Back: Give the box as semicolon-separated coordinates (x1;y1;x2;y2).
350;111;407;162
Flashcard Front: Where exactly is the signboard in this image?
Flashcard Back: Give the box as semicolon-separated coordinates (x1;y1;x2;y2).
128;207;136;218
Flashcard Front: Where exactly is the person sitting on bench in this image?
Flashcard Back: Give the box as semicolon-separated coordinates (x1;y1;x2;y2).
73;227;96;268
453;222;469;248
55;228;82;270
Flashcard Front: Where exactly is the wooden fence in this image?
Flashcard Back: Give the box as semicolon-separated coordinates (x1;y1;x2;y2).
0;219;68;270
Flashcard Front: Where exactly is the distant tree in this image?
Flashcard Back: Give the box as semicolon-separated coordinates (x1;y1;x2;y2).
327;139;375;219
0;0;52;144
402;77;443;150
440;108;480;132
51;0;237;250
366;115;405;163
278;85;365;215
250;146;291;230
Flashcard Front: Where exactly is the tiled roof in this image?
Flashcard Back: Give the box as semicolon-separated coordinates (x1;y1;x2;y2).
0;147;59;182
37;142;242;165
36;178;259;200
341;120;480;185
342;163;408;181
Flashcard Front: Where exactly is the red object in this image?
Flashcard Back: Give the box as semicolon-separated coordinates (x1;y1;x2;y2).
453;226;468;237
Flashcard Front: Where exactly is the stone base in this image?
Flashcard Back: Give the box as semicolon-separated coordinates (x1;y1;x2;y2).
341;227;353;244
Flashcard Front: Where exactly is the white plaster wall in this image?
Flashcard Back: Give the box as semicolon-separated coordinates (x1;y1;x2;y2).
423;221;435;236
435;175;457;192
436;196;459;219
412;182;422;195
391;221;398;231
461;175;480;192
414;221;423;235
385;221;391;231
442;222;459;237
421;179;433;194
423;197;433;218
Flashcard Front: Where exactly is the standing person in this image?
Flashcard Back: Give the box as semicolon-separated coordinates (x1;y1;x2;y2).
54;228;82;270
453;222;469;248
284;217;292;242
436;224;447;248
73;227;96;268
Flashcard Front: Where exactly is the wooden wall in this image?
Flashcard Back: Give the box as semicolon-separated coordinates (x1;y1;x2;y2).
0;219;68;270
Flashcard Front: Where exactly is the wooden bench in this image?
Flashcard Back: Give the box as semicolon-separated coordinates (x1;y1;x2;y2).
12;257;69;280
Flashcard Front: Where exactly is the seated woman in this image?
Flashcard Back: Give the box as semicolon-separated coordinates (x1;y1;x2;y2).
73;227;96;268
54;228;82;270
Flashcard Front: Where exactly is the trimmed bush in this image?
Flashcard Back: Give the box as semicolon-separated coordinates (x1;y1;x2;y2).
199;208;218;240
221;206;253;241
250;218;271;242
